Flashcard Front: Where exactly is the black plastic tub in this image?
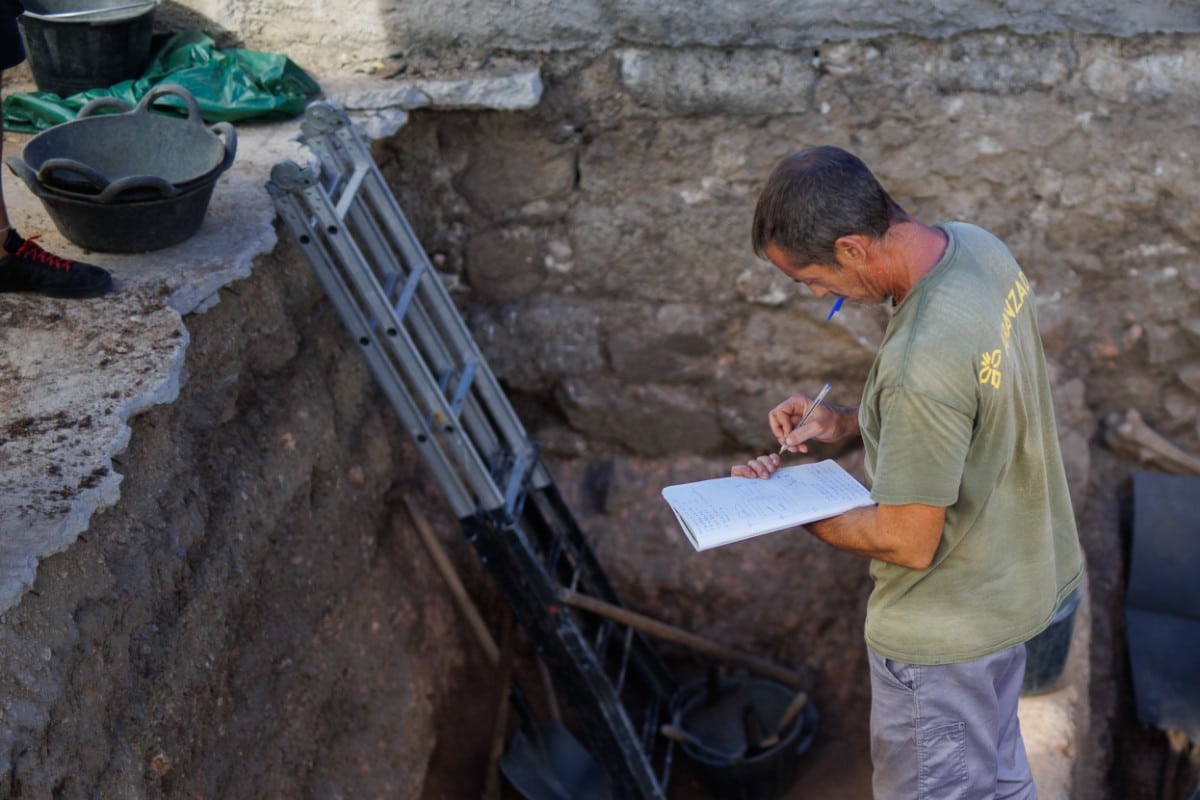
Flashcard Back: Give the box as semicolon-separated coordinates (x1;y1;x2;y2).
17;0;158;96
19;177;216;253
1022;586;1082;695
4;84;232;252
670;675;818;800
7;85;236;199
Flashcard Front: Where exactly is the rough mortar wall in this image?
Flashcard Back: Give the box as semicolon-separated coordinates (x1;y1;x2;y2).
160;0;1200;75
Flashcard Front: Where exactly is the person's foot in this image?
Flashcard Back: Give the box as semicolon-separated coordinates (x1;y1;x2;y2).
0;229;113;298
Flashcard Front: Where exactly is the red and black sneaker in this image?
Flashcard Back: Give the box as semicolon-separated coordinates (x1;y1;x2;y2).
0;229;113;298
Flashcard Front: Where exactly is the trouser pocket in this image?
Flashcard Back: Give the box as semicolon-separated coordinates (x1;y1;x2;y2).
917;719;968;799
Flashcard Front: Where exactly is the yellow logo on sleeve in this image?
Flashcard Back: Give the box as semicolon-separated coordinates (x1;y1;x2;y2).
1000;271;1031;356
984;270;1031;391
979;349;1002;389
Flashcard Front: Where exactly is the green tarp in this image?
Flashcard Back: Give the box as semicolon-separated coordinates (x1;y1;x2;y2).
3;30;320;132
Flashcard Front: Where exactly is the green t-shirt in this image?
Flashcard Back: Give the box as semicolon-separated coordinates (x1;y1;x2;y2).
859;222;1083;665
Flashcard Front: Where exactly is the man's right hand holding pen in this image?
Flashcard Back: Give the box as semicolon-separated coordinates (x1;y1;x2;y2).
778;382;832;455
732;385;860;479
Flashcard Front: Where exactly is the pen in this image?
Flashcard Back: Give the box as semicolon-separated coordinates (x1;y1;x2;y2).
779;383;832;455
826;296;845;321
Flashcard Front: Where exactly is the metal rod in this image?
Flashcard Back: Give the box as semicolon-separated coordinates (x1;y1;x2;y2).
557;588;810;690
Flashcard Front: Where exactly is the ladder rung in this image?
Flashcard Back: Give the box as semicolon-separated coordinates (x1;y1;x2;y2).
545;535;567;580
503;449;534;516
435;367;453;395
448;363;478;417
393;263;425;319
334;163;369;219
594;618;614;660
320;169;346;202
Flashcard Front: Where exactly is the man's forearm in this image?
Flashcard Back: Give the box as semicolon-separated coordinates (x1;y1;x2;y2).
805;502;945;570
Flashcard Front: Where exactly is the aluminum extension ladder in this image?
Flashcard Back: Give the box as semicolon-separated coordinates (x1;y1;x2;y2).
267;102;678;799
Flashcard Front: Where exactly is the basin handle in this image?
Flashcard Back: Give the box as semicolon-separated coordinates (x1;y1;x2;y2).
210;121;238;174
136;83;204;126
4;154;40;191
77;95;135;119
6;154;177;203
36;157;112;193
95;174;181;204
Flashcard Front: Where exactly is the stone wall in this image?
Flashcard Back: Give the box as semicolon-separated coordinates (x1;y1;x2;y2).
157;8;1200;467
370;32;1200;466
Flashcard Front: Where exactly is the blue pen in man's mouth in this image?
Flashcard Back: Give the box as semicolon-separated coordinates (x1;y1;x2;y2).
826;296;845;321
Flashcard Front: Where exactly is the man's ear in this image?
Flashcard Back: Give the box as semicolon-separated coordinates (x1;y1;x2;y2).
833;235;870;267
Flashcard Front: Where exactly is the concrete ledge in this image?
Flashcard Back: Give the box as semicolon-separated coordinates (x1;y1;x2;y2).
319;61;543;139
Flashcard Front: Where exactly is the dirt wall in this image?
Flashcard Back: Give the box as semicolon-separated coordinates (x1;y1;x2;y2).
0;239;501;798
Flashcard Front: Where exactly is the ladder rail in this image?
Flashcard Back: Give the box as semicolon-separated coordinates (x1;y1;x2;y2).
271;166;507;515
304;110;487;427
302;183;512;512
270;182;480;516
306;104;553;493
336;185;516;473
341;179;544;510
311;126;551;505
470;510;669;799
342;181;461;384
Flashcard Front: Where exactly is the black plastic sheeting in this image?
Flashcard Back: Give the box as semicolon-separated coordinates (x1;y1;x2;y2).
1126;471;1200;740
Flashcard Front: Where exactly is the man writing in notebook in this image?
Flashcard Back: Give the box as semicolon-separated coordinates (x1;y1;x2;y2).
731;146;1083;799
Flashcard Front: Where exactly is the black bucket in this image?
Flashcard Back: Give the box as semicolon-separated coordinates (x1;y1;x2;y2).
670;675;818;800
1022;586;1082;696
22;177;217;253
17;0;158;96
